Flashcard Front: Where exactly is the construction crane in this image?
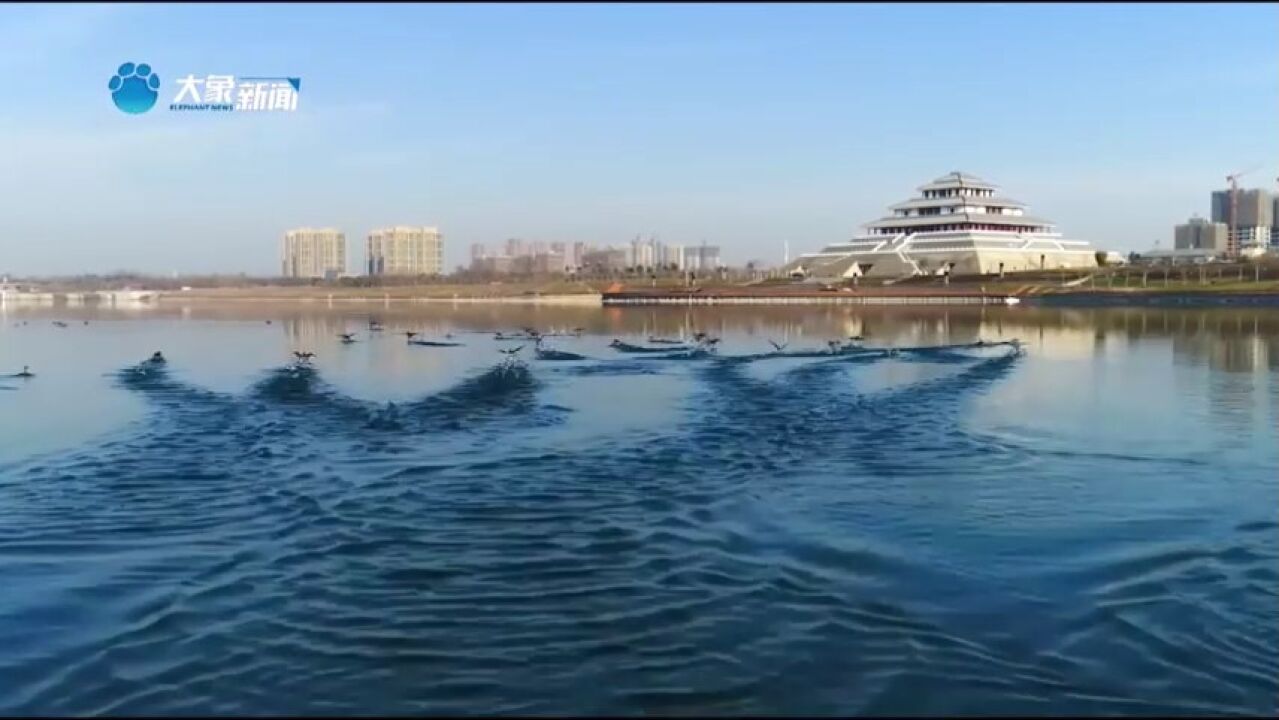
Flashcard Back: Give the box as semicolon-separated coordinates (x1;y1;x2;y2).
1226;165;1261;258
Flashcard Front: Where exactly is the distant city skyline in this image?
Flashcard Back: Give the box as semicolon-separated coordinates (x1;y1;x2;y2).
467;235;722;275
1;3;1276;275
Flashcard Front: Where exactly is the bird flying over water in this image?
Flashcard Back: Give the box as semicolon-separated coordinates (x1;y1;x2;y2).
768;339;787;352
293;351;316;362
338;332;356;343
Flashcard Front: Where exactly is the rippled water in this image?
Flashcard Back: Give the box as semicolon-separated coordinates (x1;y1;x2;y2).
1;303;1276;715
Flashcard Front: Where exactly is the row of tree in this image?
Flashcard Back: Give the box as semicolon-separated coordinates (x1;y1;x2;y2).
13;264;775;291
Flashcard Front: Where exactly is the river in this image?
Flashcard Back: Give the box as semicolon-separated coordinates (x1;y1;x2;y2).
0;302;1275;715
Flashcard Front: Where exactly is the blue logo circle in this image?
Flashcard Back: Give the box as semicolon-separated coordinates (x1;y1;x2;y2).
109;62;160;114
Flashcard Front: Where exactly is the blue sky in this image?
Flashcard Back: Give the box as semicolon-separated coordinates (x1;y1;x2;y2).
1;2;1276;275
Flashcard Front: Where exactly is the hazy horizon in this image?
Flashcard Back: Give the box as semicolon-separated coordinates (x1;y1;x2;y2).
2;2;1277;276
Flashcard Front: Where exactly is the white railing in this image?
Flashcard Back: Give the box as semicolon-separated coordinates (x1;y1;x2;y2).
894;234;923;275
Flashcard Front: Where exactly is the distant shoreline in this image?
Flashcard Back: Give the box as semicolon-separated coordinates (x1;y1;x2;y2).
7;275;1279;309
156;292;604;306
1026;291;1279;307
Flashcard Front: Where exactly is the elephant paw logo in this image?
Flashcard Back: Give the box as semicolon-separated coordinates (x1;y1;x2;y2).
109;62;160;114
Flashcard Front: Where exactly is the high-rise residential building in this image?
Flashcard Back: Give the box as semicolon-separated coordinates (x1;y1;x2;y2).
504;238;527;258
1211;188;1274;253
366;226;443;276
662;243;685;270
582;248;628;272
532;251;568;274
569;242;588;270
1273;197;1279;247
467;239;588;274
472;255;513;274
1174;216;1229;253
629;241;656;269
683;244;723;272
1211;189;1273;227
281;227;346;279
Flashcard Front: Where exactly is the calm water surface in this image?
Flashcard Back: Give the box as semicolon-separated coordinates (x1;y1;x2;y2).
1;302;1276;715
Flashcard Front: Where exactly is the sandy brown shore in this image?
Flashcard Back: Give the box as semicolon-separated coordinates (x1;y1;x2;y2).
155;282;605;305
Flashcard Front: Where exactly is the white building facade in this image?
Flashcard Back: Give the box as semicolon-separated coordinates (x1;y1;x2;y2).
366;226;443;276
282;227;346;279
784;172;1097;279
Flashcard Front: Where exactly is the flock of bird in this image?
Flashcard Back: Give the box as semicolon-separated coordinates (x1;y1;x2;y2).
277;326;898;368
9;315;1013;383
10;320;87;328
3;313;855;380
4;351;166;383
4;320;93;382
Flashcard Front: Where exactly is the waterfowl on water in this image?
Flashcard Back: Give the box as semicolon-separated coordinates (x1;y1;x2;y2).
499;346;525;356
52;321;68;328
404;331;418;341
14;365;34;378
338;332;356;343
148;351;167;365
